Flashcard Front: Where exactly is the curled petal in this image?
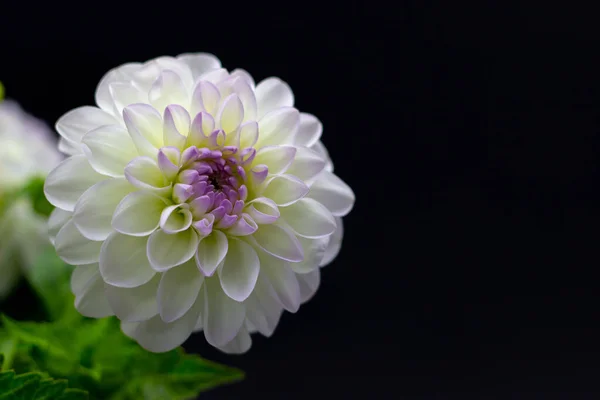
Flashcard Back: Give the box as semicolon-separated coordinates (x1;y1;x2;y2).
95;62;141;114
286;146;327;185
294;113;323;148
257;107;300;147
123;104;163;157
163;105;189;149
56;106;119;145
237;121;259;149
109;82;148;116
226;213;258;236
157;147;181;181
191;80;221;116
192;213;215;237
245;197;280;225
149;70;189;113
216;94;244;134
291;236;329;274
160;205;193;234
188;112;214;147
124;156;171;194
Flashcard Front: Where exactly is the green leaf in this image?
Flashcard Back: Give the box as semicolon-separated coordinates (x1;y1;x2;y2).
0;81;4;101
0;370;88;399
21;176;54;218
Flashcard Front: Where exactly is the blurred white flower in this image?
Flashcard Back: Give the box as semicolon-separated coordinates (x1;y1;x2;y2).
44;53;355;353
0;97;62;299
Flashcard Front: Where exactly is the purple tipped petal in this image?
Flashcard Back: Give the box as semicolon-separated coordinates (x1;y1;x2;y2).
232;200;244;215
173;183;194;203
221;199;233;214
238;185;248;201
210;206;226;221
215;214;238;229
189;195;213;218
178;169;199;184
208;130;226;148
181;146;200;166
250;164;269;186
158;148;180;180
227;213;258;236
193;214;215;237
188;112;214;146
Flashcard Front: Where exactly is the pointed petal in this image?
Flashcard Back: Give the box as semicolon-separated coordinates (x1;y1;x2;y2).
177;52;221;80
238;121;259;149
55;220;102;265
163;105;189;149
157;258;204;323
112;191;166;236
251;223;304;262
291;236;329;274
99;232;155;288
56;106;119;145
95;63;141;114
256;107;299;147
147;228;200;271
294;113;322;148
203;277;246;347
216;94;244;134
109;81;148;115
149;70;189;113
279;198;336;239
123;104;163;157
308;170;355;216
217;326;252;354
262;174;309;206
255;77;294;118
195;230;228;277
129;297;201;352
244;273;284;337
218;237;259;302
252;145;296;175
190;81;221;116
159;205;193;234
297;268;321;303
71;264;114;318
72;178;134;241
81;125;138;177
257;250;301;313
49;208;72;245
286;146;327;185
105;274;160;322
44;155;107;211
245;197;280;225
124;156;170;194
321;217;344;266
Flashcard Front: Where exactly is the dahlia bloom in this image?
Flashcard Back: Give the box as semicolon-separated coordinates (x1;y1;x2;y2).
44;53;354;353
0;98;62;298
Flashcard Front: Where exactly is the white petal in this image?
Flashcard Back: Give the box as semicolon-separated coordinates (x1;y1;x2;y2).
99;232;155;288
72;178;134;240
258;250;300;313
252;145;296;175
81;125;138;177
262;174;309;206
218;237;259;302
58;137;82;156
56;106;119;145
124;156;170;193
291;236;328;274
159;205;193;234
294;113;322;148
310;140;333;172
255;77;294;118
195;230;228;277
321;217;344;267
149;70;189;113
44;155;107;211
230;68;255;88
147;228;200;271
123;104;163;157
297;268;321;303
217;327;252;354
157;258;204;323
286;146;327;185
244;273;283;337
129;297;201;353
71;265;113;318
231;76;257;122
279;198;336;239
55;220;102;265
105;274;160;322
152;57;195;89
112;191;166;236
177;52;221;80
199;68;229;84
216;94;244;134
163;105;189;149
251;223;304;262
245;197;280;225
308;170;355;216
203;277;246;348
109;81;148;116
49;208;72;245
95;63;141;114
237;121;259;149
256;107;299;147
190;81;221;116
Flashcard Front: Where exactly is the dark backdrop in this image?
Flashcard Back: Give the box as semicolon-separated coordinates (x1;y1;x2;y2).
2;2;600;399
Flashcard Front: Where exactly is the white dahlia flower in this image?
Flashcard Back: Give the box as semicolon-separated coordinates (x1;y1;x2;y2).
44;53;354;353
0;98;63;298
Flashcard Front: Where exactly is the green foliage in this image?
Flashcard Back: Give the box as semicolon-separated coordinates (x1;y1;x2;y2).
0;221;245;399
21;177;54;218
0;81;4;101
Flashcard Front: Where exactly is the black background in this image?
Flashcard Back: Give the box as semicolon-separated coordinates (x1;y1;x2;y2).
2;2;600;399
